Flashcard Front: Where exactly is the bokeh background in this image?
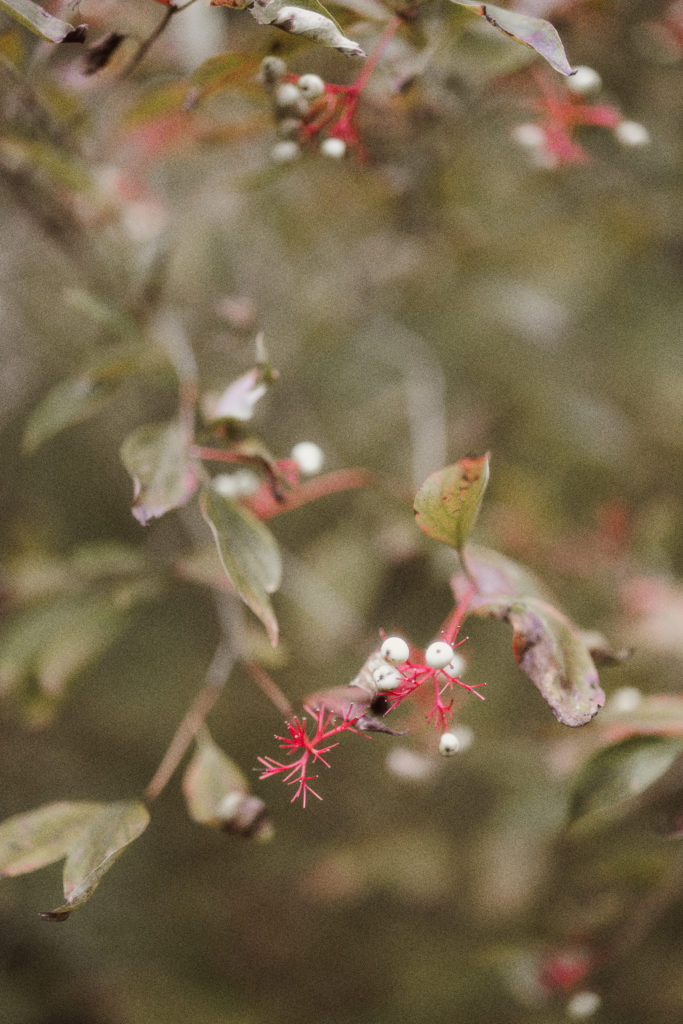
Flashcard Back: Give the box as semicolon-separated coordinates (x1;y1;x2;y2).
1;1;681;1022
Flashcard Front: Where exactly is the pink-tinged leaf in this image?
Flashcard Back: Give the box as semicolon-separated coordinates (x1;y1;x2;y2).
41;800;150;921
451;543;547;601
465;593;605;727
450;2;575;76
568;737;683;835
120;421;200;526
414;454;490;553
182;730;272;839
600;695;683;743
0;0;85;43
200;485;282;645
0;802;103;877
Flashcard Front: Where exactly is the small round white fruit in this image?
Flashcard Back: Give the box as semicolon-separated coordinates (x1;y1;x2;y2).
297;73;325;100
320;137;346;159
290;441;324;475
425;641;454;670
372;664;402;692
259;56;287;87
443;652;466;677
614;120;651;147
567;65;602;95
271;140;301;164
381;636;410;667
512;122;545;149
439;732;460;757
274;82;302;110
566;991;602;1019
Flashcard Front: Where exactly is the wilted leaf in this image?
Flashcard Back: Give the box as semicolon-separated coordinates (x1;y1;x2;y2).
182;730;272;839
568;737;683;834
451;2;574;76
414;454;490;553
120;420;200;525
0;802;103;877
0;0;85;43
463;594;605;726
200;485;281;645
41;800;150;921
248;0;365;57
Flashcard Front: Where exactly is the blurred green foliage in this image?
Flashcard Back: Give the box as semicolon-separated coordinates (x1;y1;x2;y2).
0;1;681;1022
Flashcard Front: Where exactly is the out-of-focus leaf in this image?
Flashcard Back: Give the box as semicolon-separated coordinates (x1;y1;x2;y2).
451;543;547;602
182;730;272;839
0;0;85;43
0;135;93;194
0;587;159;699
120;421;200;526
568;736;683;833
6;543;151;605
0;27;25;65
23;343;153;453
450;2;574;75
578;629;631;666
464;594;605;726
205;368;269;423
41;800;150;921
188;51;256;103
247;0;365;57
600;695;683;743
0;802;102;877
82;31;125;75
200;485;281;645
414;454;490;553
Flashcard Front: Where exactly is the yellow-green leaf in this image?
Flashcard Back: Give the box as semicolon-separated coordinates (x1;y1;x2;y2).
0;802;102;877
414;454;490;553
0;0;84;43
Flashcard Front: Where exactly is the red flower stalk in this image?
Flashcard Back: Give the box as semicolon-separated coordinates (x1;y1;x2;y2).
257;703;362;806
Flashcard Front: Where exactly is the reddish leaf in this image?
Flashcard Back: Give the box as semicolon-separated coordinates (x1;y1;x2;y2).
450;2;575;76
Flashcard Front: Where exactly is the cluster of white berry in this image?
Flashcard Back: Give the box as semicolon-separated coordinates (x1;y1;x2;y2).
379;635;470;758
259;57;347;163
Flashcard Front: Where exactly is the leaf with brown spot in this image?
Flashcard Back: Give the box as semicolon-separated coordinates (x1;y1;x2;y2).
414;454;490;553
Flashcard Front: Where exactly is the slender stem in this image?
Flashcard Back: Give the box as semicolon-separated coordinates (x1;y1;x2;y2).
143;638;235;803
120;0;198;79
353;14;403;96
244;661;295;721
247;468;374;519
443;581;477;644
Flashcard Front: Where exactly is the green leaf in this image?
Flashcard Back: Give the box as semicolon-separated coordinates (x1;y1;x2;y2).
23;342;153;453
120;421;201;526
465;594;605;726
569;737;683;833
182;730;272;839
450;2;574;76
248;0;365;57
413;454;490;553
0;802;103;877
188;51;255;103
0;0;84;43
200;485;282;645
41;800;150;921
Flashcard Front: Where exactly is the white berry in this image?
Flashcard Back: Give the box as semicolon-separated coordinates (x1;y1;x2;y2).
380;636;410;667
259;56;287;87
512;122;545;149
290;441;324;475
567;65;602;95
442;652;466;677
297;73;325;100
372;664;402;692
274;82;302;110
320;137;346;159
439;732;460;757
566;991;602;1019
271;140;300;164
425;641;454;669
614;120;650;147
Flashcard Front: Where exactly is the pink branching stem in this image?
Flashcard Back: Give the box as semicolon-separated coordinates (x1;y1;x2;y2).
442;581;477;644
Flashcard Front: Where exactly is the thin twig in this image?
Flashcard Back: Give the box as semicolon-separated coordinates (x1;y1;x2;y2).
120;0;198;79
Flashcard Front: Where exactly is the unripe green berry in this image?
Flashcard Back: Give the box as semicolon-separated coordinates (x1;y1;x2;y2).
439;732;460;757
425;641;453;669
297;73;325;100
381;636;410;667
